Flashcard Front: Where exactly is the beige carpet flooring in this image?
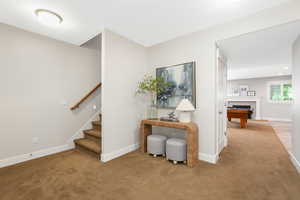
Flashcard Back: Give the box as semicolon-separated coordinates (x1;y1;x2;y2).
0;120;300;200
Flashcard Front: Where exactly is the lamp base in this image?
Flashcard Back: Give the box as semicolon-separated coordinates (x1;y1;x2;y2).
179;112;192;123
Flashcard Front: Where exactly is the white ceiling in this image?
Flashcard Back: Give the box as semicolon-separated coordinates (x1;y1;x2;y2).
0;0;291;46
218;20;300;80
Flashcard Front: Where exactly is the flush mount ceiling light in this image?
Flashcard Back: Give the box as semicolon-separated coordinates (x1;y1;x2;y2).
35;9;63;26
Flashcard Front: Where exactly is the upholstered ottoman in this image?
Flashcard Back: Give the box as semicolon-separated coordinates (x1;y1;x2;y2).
166;138;187;164
147;135;167;157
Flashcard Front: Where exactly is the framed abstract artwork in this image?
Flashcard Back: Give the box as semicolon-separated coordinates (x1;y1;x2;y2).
156;62;196;108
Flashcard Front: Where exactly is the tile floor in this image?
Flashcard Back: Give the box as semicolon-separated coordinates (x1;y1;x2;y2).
269;121;292;152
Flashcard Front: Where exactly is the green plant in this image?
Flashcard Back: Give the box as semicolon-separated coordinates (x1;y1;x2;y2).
137;75;168;94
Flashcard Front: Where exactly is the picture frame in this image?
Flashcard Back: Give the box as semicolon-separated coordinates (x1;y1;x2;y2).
247;90;256;96
156;62;196;109
232;87;240;96
240;85;249;96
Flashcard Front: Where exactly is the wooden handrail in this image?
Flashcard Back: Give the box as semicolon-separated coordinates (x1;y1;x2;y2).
70;83;101;110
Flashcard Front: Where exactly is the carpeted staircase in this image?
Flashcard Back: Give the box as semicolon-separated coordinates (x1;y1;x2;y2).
74;115;101;156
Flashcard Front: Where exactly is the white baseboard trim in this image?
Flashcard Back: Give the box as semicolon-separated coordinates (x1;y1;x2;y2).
101;143;139;162
199;153;219;164
67;111;101;147
218;138;226;155
289;152;300;174
0;144;73;168
101;143;219;165
262;117;292;122
0;111;101;169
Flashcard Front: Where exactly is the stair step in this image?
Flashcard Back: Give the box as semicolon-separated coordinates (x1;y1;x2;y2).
74;138;101;154
92;120;101;127
93;120;101;125
84;129;101;138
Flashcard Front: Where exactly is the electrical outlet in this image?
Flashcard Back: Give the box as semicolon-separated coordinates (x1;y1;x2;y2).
93;105;97;110
32;137;39;144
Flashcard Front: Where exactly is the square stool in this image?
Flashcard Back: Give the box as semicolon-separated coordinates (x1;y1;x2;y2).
147;135;167;157
166;138;187;164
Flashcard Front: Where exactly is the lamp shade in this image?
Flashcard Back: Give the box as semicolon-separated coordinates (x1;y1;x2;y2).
176;99;195;111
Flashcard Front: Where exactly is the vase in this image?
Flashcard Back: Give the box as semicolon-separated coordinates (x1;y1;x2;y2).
146;93;158;119
146;104;158;120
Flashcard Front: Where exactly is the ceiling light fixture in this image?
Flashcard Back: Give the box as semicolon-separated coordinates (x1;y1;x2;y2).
35;9;63;26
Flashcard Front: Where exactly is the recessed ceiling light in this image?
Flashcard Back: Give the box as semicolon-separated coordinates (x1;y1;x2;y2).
35;9;63;27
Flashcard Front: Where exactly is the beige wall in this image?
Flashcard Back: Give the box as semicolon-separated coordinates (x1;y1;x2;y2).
101;29;148;161
148;1;300;161
0;23;100;161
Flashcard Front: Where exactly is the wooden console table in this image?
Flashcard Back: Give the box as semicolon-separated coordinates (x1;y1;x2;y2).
140;120;198;167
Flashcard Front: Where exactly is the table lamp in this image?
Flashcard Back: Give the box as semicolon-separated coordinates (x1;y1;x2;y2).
176;99;195;123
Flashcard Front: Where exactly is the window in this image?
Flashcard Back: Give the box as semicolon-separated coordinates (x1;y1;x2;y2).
268;81;293;103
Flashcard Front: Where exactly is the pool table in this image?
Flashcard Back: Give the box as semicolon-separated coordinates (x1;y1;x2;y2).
227;109;250;128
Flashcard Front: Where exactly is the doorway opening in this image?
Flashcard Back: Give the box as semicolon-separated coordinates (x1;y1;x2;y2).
215;20;300;155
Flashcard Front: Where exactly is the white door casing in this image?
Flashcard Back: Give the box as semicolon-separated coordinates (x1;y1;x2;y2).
216;46;228;156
